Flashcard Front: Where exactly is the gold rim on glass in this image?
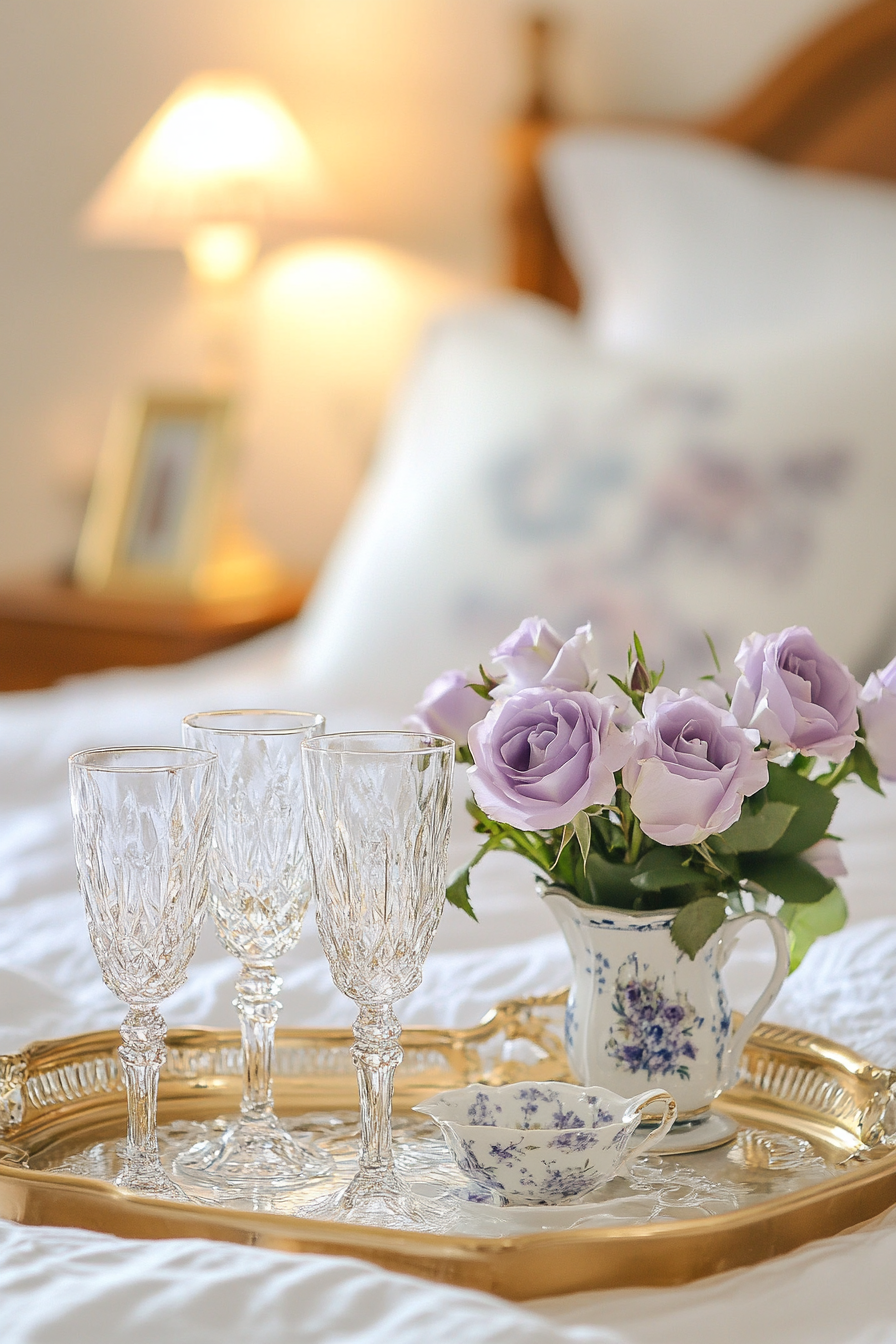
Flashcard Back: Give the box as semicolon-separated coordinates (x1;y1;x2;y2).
301;730;452;756
69;746;218;772
182;710;325;737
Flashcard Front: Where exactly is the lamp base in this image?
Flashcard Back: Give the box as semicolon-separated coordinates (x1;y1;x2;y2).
191;517;287;603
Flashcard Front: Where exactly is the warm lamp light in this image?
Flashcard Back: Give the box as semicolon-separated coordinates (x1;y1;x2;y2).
81;72;328;284
184;223;260;284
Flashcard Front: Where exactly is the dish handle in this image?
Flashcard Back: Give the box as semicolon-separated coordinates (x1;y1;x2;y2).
619;1088;678;1170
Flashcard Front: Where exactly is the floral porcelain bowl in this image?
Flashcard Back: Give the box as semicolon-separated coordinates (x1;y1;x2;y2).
414;1081;677;1206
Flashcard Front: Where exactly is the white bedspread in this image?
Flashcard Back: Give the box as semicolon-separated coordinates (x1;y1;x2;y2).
1;639;895;1343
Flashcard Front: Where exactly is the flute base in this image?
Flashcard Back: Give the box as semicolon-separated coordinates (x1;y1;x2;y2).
172;1114;332;1190
304;1168;449;1231
115;1150;188;1204
116;1156;187;1202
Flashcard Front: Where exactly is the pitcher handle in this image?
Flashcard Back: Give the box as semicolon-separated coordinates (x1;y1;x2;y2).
718;912;790;1091
620;1088;677;1170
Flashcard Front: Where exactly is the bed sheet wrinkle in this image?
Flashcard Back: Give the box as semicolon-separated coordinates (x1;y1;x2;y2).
0;804;68;873
530;1200;896;1343
0;1222;609;1344
771;917;896;1068
0;968;69;1050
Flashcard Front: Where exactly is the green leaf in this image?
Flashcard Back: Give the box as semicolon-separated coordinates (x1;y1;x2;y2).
671;896;729;959
573;811;592;865
445;863;478;919
583;846;720;911
632;867;699;891
466;664;502;701
778;885;848;971
584;851;642;907
703;630;721;673
550;837;581;892
712;800;797;854
851;739;884;795
607;673;636;703
554;822;575;865
445;828;512;918
703;845;742;881
593;813;627;853
764;763;838;856
740;853;834;904
631;848;703;892
465;796;491;828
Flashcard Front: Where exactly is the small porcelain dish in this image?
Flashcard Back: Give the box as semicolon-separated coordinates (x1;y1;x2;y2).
413;1081;677;1206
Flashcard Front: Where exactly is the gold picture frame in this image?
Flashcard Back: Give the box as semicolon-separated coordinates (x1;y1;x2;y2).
74;391;263;601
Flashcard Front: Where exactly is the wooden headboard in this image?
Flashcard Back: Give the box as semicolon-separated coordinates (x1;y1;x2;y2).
507;0;896;311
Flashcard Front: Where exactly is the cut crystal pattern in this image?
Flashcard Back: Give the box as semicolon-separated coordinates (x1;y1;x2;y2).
177;711;328;1189
71;756;214;1007
303;735;453;1007
195;726;318;963
302;731;454;1228
69;746;215;1199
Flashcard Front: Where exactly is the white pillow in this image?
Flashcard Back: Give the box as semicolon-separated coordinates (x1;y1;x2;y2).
541;129;896;353
290;294;896;716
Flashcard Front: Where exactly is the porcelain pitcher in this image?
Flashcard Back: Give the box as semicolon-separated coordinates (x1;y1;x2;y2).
542;886;790;1119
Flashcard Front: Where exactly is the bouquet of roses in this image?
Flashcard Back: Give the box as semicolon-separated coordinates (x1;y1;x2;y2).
408;618;896;968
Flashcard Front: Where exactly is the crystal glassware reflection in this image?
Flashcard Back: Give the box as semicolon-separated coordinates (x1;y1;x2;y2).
69;746;216;1200
175;709;327;1191
301;731;454;1228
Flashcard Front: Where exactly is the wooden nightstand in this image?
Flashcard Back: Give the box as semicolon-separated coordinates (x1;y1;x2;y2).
0;577;312;691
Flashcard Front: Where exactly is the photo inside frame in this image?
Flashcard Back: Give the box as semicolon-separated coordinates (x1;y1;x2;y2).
124;415;207;567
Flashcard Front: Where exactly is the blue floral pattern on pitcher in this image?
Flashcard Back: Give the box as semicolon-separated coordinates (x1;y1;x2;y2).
543;888;790;1118
606;953;703;1081
584;950;611;992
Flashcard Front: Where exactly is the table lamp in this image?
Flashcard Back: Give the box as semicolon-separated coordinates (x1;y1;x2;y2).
75;73;328;604
81;71;328;286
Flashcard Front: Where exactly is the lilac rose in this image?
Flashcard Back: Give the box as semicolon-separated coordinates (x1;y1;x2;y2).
468;686;632;830
622;688;768;846
405;669;487;745
490;617;592;698
731;627;859;762
680;680;729;711
860;655;896;780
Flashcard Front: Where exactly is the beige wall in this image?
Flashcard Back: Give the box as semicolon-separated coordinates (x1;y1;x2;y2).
0;0;861;578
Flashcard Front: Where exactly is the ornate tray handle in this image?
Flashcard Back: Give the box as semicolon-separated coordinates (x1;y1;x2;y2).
0;1055;26;1133
729;1020;896;1152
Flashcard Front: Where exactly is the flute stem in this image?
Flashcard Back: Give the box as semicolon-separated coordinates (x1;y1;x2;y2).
117;1006;180;1197
235;961;281;1121
353;1004;402;1180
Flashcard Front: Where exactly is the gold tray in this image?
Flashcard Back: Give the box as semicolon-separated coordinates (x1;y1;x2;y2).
1;991;895;1301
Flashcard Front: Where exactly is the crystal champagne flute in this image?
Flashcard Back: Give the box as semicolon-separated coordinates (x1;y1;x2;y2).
69;746;216;1200
301;731;453;1228
175;709;327;1190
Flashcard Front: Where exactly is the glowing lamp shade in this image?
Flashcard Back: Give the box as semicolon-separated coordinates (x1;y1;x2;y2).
82;73;328;282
